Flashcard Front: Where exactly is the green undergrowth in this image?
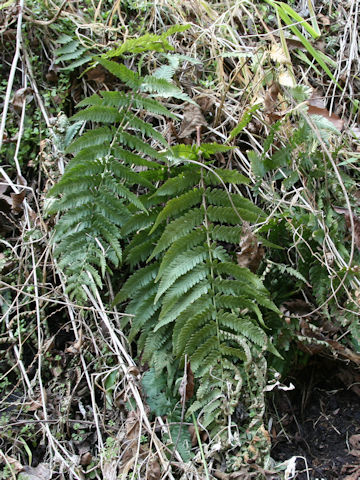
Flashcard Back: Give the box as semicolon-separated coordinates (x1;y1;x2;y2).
47;19;360;468
47;27;283;465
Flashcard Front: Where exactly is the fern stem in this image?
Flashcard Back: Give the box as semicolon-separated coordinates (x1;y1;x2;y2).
191;412;210;480
200;161;224;382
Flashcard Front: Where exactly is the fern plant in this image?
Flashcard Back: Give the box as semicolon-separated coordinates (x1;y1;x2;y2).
50;26;281;440
115;146;280;432
48;26;190;301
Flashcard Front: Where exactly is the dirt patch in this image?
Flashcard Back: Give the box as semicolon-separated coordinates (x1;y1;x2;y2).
271;358;360;479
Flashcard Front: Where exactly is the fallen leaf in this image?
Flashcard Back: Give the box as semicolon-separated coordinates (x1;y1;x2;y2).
18;463;52;480
308;105;344;131
237;226;265;273
195;95;215;114
264;82;280;114
12;87;32;111
178;103;207;139
318;14;330;26
341;464;360;480
146;458;161;480
309;90;327;109
80;451;93;466
179;361;194;401
278;69;295;87
264;380;295;392
86;64;106;83
349;434;360;451
65;330;83;354
270;44;288;64
0;455;23;474
10;190;26;213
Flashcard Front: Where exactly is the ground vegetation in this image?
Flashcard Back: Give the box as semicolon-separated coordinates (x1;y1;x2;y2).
1;1;360;479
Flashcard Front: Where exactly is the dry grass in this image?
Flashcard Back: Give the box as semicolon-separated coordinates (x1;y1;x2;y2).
0;0;359;479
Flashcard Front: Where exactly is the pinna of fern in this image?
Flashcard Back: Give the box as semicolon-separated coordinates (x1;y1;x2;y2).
115;146;281;432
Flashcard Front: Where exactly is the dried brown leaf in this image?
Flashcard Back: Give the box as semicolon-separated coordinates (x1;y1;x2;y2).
12;87;32;111
80;452;93;467
341;464;360;480
349;434;360;451
86;65;106;83
178;104;207;138
270;44;288;64
308;90;327;109
65;330;83;354
237;227;265;273
318;14;330;26
264;82;280;114
146;458;161;480
308;105;344;131
19;463;52;480
10;190;26;213
0;455;23;474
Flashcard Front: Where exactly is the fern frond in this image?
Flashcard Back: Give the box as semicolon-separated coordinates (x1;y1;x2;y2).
184;322;217;358
150;189;203;233
113;263;158;305
96;57;142;89
71;105;123;123
154;245;208;302
218;312;266;346
121;209;160;237
141;76;195;103
67;145;109;167
206;189;266;222
155;229;206;276
66;127;113;154
205;168;249;186
207;205;242;225
118;131;161;158
211;224;243;244
172;297;213;353
155;281;210;331
160;264;208;312
124;229;162;267
124;112;167;146
112;147;159;170
175;308;213;356
152;169;201;197
149;208;204;261
191;336;218;372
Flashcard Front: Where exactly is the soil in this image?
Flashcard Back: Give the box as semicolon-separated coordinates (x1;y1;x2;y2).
271;357;360;479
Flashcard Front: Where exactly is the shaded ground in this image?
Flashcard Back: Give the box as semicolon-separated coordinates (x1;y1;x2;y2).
271;357;360;479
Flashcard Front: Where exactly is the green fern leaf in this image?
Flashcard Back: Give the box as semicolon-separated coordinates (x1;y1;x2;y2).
96;57;142;89
113;263;158;305
154;245;208;302
150;189;203;233
70;105;123;123
160;264;208;312
118;131;161;158
149;208;204;261
112;147;160;169
151;168;201;197
155;281;210;331
66;127;113;154
155;229;206;276
211;225;243;244
175;308;213;356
